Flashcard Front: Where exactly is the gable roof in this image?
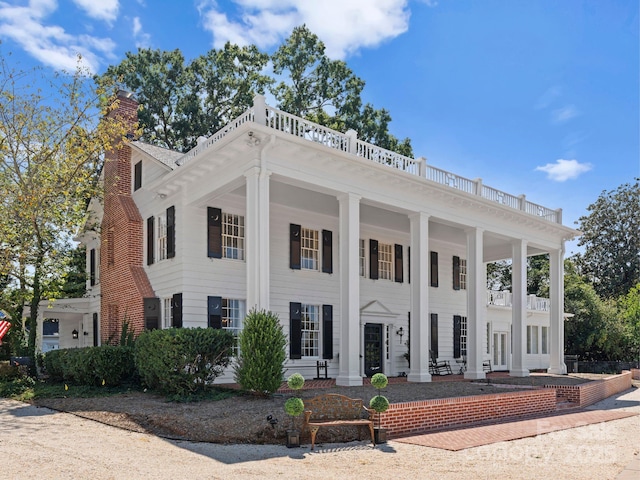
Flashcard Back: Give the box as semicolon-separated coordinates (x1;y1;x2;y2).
131;141;182;170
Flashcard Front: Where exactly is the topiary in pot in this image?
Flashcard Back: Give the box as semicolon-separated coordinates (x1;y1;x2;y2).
369;373;389;444
284;373;305;448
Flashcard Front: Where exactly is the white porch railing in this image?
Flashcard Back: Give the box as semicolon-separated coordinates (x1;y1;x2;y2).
175;95;563;224
487;290;551;312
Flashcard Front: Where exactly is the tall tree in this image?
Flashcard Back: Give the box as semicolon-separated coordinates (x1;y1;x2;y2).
576;180;640;299
0;56;128;357
100;44;272;153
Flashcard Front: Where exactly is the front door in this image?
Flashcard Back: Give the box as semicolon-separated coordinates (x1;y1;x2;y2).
364;323;384;377
493;331;508;370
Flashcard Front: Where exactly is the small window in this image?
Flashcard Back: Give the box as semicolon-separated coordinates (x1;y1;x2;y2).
301;228;319;270
301;304;320;357
157;215;167;261
378;243;393;280
222;213;245;260
359;239;366;277
527;325;539;354
134;161;142;191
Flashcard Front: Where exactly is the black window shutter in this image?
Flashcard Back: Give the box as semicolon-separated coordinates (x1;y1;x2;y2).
147;216;154;265
394;244;403;283
430;251;439;287
172;293;183;328
322;230;333;274
92;313;99;347
453;315;462;358
89;248;96;286
290;224;301;270
322;304;333;359
369;239;379;280
207;296;222;329
453;255;460;290
289;302;302;359
134;161;142;191
166;206;175;259
408;247;410;284
144;297;160;330
430;313;439;357
207;207;222;258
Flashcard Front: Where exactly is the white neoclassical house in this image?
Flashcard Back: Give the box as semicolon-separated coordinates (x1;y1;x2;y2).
37;92;578;386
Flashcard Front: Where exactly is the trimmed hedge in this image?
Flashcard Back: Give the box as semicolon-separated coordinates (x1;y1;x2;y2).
43;346;135;386
134;327;234;396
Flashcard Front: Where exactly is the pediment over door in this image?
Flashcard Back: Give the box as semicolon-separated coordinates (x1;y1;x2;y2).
360;300;398;324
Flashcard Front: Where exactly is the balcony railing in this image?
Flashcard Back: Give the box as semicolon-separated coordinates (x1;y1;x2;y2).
175;95;563;224
487;290;551;312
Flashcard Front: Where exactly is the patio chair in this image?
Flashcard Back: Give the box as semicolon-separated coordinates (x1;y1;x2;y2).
429;350;453;375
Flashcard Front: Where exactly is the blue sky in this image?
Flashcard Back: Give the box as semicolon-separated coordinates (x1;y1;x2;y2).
1;0;638;255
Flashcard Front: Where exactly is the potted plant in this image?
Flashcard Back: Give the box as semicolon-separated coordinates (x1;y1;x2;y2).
369;373;390;444
284;373;305;448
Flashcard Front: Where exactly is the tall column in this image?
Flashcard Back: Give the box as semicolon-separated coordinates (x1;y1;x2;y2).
464;227;486;380
408;212;431;382
336;193;362;386
245;167;270;311
548;246;567;374
510;238;529;377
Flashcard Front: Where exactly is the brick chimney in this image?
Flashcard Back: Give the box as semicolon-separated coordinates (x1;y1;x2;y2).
100;91;154;343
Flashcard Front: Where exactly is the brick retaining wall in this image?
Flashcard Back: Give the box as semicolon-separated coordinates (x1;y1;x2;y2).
632;369;640;380
545;371;632;408
380;388;557;439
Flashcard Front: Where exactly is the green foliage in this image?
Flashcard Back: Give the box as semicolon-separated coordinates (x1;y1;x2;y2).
576;180;640;299
134;327;234;396
284;397;305;417
618;283;640;361
287;373;305;391
43;346;136;386
369;395;390;413
0;374;35;398
234;309;286;395
59;246;87;298
370;373;388;390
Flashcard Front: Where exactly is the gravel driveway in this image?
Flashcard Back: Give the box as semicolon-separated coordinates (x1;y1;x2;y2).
2;386;639;480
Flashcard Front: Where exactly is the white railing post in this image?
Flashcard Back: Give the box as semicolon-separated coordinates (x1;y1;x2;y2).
418;157;427;177
518;194;527;211
346;129;358;154
253;94;266;125
555;208;562;224
474;178;483;196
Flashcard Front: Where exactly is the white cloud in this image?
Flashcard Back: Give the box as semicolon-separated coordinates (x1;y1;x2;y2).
535;85;561;110
132;16;151;48
0;0;116;73
551;105;579;124
535;159;592;182
72;0;119;23
197;0;410;59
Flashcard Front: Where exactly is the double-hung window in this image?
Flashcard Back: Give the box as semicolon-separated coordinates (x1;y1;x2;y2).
527;325;539;354
222;213;245;260
301;304;320;357
222;299;245;355
301;228;319;270
378;243;393;280
157;215;167;261
163;298;172;329
459;259;467;290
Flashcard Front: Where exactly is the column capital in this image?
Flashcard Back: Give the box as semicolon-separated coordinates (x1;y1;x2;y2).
408;211;430;222
337;192;361;203
465;225;484;235
244;166;261;179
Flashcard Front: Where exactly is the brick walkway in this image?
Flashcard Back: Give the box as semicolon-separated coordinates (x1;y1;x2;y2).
394;409;638;451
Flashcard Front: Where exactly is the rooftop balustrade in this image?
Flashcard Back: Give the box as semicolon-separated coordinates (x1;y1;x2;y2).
487;290;551;312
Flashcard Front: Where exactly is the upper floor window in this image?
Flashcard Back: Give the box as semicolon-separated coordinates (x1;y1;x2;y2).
301;228;319;270
157;215;167;261
133;161;142;191
453;256;467;290
378;242;393;280
359;239;366;277
222;213;245;260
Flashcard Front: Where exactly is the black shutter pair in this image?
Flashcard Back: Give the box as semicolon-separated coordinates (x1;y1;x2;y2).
369;239;403;282
143;297;160;330
207;296;223;329
147;206;175;263
289;302;333;359
290;224;332;273
89;248;96;286
453;255;461;290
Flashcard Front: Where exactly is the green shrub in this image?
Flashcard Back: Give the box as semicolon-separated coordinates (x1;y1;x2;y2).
43;346;135;386
134;327;234;396
234;309;286;395
371;373;388;390
369;395;390;413
284;397;305;417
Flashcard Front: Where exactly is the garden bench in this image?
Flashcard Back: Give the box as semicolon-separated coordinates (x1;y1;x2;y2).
303;394;375;450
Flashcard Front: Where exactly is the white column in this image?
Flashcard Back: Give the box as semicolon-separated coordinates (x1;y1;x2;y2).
245;167;269;311
408;212;431;382
336;193;363;386
548;246;567;374
510;239;529;377
464;227;486;380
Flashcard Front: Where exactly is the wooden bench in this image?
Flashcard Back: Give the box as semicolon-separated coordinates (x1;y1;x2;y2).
303;394;375;450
